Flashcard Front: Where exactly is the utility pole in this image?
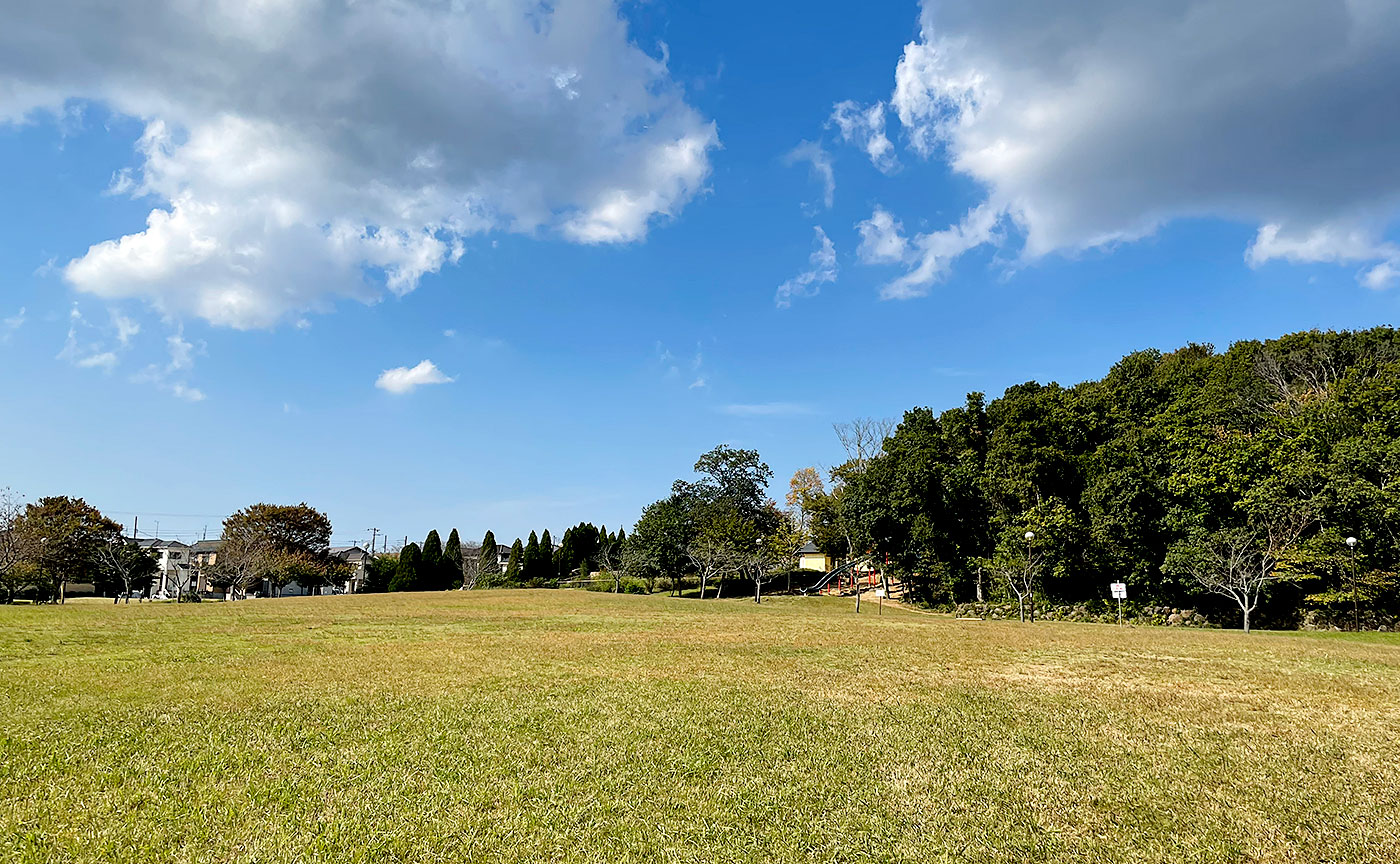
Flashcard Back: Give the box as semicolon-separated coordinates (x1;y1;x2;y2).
369;528;380;554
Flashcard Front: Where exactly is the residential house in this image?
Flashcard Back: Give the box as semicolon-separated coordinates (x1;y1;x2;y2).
136;538;193;597
330;545;371;592
190;539;224;595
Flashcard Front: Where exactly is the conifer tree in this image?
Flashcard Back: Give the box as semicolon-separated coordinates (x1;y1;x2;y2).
389;542;422;592
421;530;443;591
540;529;554;585
443;528;463;590
504;538;523;584
523;531;541;585
479;530;499;576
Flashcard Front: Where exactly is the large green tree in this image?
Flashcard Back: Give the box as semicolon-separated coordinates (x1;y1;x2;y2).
420;530;443;592
12;496;122;602
503;539;523;585
389;543;422;593
443;529;464;590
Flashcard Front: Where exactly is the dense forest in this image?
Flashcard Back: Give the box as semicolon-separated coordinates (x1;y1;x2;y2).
809;327;1400;628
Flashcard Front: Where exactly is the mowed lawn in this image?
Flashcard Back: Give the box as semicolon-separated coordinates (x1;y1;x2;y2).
3;593;1399;863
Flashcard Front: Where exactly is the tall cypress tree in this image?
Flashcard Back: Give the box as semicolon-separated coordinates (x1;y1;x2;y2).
479;530;500;576
389;542;422;593
443;528;463;590
540;529;554;586
421;530;443;591
523;531;541;585
504;538;524;585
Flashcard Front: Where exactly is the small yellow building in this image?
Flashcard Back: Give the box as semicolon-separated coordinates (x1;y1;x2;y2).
796;542;835;573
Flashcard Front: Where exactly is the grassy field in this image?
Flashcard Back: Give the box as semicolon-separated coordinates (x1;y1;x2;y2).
3;592;1399;863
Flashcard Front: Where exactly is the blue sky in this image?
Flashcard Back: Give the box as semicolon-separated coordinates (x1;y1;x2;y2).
2;1;1398;548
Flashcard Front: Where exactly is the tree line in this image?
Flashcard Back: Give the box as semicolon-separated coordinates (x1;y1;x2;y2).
0;496;350;602
794;327;1400;630
359;522;629;593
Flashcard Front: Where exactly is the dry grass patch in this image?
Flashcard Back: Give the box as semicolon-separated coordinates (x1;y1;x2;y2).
2;591;1399;863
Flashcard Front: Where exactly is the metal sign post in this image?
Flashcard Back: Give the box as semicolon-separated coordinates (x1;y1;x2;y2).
1110;582;1127;624
875;588;885;615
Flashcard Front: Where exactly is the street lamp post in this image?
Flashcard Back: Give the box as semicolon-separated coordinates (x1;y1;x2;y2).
1346;536;1359;632
1024;531;1035;623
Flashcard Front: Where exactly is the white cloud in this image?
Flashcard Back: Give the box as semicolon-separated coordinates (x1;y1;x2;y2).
874;0;1400;290
775;226;838;308
829;101;898;174
856;207;908;265
75;351;118;370
111;312;140;346
57;305;119;371
857;203;1000;299
721;402;814;417
2;1;718;329
880;204;1001;300
375;359;455;394
1361;261;1400;292
171;383;206;403
784;141;835;209
129;325;207;400
1;307;23;340
166;332;195;371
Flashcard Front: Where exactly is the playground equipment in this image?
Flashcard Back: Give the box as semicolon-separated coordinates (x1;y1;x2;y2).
801;555;874;596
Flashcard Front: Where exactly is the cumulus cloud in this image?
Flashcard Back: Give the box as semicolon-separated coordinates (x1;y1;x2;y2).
2;0;718;329
375;359;455;394
775;227;838;308
784;141;835;209
829;101;898;174
874;0;1400;290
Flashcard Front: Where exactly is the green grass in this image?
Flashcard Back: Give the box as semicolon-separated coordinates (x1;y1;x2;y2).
3;592;1399;863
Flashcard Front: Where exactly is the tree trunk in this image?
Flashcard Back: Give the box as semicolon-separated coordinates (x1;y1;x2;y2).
1018;595;1025;622
1242;605;1251;634
699;575;707;600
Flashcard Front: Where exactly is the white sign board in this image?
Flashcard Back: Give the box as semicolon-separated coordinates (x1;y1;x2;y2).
875;589;886;598
1110;582;1128;600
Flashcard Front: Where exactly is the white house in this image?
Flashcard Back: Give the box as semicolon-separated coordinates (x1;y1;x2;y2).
135;538;193;597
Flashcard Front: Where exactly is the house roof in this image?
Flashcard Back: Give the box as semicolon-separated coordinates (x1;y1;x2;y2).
133;538;190;549
796;542;820;555
331;546;368;560
190;540;224;553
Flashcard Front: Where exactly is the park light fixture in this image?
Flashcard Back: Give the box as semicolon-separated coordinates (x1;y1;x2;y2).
1346;536;1358;548
1025;531;1035;541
